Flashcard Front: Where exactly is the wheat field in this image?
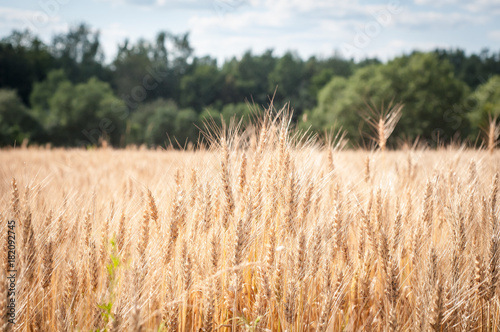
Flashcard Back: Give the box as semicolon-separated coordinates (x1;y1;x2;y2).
1;113;500;332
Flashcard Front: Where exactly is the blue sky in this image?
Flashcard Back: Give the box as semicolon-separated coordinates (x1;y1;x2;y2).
1;0;499;64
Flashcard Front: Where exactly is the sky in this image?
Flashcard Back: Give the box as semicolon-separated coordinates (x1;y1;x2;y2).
0;0;499;64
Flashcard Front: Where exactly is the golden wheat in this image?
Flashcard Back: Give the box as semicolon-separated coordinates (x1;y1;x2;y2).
0;111;499;331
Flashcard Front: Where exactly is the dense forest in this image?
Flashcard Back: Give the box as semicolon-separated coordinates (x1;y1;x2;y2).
1;23;500;148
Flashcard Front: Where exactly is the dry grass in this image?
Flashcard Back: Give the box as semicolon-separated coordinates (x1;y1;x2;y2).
1;111;500;331
486;116;500;154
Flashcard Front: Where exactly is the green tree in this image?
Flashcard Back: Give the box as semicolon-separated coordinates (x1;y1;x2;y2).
0;30;55;105
174;108;199;146
384;52;470;142
30;69;69;122
0;89;44;146
112;31;193;107
128;98;172;144
129;99;198;147
296;55;356;116
113;38;157;106
434;48;500;89
35;76;126;146
468;75;500;132
51;23;111;84
180;57;222;111
268;51;304;111
220;50;277;106
221;103;255;125
141;100;178;146
304;65;390;142
304;52;470;145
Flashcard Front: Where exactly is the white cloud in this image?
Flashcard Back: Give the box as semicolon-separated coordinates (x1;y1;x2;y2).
488;30;500;41
189;7;292;32
98;0;216;10
414;0;500;13
464;0;500;13
0;7;57;29
394;11;488;28
87;0;499;63
1;0;492;64
0;6;67;37
187;0;403;42
414;0;459;5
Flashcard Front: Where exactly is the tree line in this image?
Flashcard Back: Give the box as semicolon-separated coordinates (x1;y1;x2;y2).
1;23;500;148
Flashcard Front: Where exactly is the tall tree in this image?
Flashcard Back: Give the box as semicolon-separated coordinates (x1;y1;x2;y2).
112;31;193;107
32;75;127;146
180;56;222;111
0;89;45;145
30;69;69;123
434;48;500;89
221;49;277;107
51;23;111;84
268;51;304;116
0;30;54;105
468;75;500;133
304;52;470;145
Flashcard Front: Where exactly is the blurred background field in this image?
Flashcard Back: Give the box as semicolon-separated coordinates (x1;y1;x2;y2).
1;0;500;149
1;116;499;330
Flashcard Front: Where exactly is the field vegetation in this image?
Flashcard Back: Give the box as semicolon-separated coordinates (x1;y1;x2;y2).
1;110;500;331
